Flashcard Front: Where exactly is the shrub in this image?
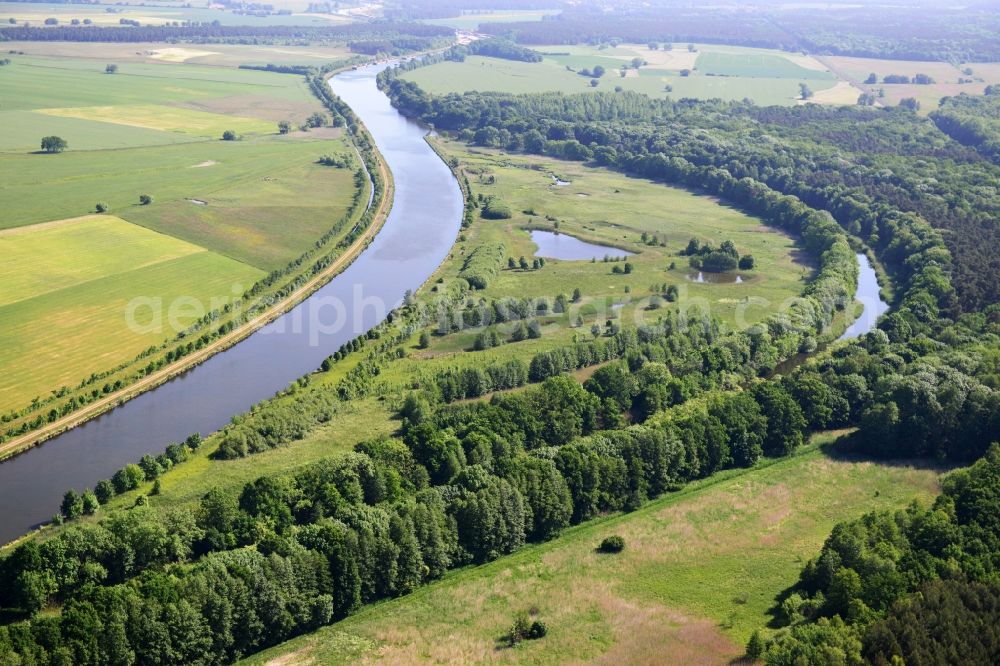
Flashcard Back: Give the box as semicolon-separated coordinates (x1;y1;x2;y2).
481;198;512;219
139;194;152;205
598;535;625;553
95;202;108;213
222;130;236;141
527;621;547;639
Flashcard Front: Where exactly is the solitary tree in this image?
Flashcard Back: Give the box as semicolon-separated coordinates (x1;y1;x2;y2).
277;120;291;134
40;135;67;153
139;194;152;205
799;83;814;100
95;202;108;213
222;130;236;141
306;112;327;128
590;79;599;87
105;63;118;74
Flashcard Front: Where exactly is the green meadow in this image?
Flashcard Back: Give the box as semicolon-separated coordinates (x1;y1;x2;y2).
0;48;362;415
243;437;941;665
400;43;843;105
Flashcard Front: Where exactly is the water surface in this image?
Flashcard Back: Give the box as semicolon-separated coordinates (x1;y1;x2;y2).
838;253;889;340
530;229;634;261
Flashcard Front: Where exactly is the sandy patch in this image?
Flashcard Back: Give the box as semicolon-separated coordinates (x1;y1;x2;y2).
178;95;319;123
190;160;217;168
783;52;831;72
148;47;219;62
802;80;863;105
265;645;315;666
625;47;699;71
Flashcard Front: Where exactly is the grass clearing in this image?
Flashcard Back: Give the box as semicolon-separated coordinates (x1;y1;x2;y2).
243;437;941;665
424;140;811;333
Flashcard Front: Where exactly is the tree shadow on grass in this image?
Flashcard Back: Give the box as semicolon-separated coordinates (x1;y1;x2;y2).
818;430;960;474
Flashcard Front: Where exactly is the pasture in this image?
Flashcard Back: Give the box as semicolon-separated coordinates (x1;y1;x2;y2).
243;437;941;665
422;140;812;334
0;46;363;417
401;43;845;105
0;216;263;410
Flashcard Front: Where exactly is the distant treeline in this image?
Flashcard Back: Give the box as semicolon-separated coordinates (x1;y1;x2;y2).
238;63;316;75
477;6;1000;62
384;0;566;21
931;87;1000;165
0;21;452;44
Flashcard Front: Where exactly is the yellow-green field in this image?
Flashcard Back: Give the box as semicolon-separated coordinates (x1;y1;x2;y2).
37;104;275;137
0;215;263;410
243;438;941;665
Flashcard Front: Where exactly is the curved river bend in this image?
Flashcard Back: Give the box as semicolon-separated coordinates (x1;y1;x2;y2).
0;65;464;545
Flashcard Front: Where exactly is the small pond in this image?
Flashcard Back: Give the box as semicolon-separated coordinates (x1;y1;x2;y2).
686;271;745;284
531;229;635;261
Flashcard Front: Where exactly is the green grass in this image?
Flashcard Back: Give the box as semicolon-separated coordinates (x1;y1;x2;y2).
242;437;941;665
0;247;263;411
421;140;812;334
0;110;196;153
400;44;845;105
0;1;340;27
1;135;357;270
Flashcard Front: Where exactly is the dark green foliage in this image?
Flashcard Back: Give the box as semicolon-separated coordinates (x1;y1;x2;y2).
598;535;625;553
39;135;67;153
459;242;507;289
480;198;512;220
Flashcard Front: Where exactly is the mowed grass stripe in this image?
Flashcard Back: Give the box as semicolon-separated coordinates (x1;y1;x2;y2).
0;214;209;307
36;104;275;137
0;251;263;411
0;110;198;154
242;443;940;665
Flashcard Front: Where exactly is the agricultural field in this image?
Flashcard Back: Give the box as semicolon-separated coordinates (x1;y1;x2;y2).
401;43;850;106
0;47;363;414
244;437;941;665
821;55;1000;111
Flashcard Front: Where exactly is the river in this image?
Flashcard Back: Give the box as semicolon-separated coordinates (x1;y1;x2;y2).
838;253;890;341
0;64;464;545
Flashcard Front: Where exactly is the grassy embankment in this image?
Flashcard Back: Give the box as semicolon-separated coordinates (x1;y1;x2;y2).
0;51;371;450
